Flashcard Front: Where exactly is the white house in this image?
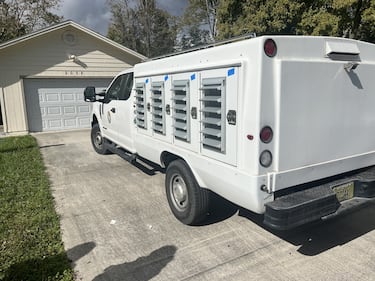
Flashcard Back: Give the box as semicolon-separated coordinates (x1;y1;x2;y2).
0;20;146;134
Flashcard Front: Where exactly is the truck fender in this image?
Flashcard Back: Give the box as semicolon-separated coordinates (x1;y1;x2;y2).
160;151;207;188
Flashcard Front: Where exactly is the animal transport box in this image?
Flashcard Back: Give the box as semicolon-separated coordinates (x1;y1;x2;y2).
85;36;375;230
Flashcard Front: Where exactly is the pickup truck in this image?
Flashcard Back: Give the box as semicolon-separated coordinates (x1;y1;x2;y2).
84;36;375;230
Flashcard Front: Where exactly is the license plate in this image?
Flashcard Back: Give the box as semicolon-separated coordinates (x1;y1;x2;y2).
332;182;355;202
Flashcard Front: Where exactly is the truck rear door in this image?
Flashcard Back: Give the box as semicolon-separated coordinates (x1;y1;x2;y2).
273;38;375;191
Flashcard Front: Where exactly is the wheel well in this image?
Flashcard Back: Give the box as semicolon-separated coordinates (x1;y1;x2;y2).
160;151;183;168
92;115;98;127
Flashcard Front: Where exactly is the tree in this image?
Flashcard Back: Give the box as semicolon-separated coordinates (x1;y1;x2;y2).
180;0;219;42
214;0;375;43
179;25;210;49
0;0;62;43
107;0;140;53
216;0;303;40
215;0;244;40
107;0;177;57
298;0;375;41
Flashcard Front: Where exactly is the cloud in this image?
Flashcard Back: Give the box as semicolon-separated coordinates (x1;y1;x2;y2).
55;0;188;36
55;0;111;35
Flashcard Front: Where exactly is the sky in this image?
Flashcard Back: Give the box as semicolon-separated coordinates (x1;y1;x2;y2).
54;0;188;35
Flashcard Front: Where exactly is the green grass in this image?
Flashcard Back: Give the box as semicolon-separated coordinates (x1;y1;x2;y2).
0;136;74;281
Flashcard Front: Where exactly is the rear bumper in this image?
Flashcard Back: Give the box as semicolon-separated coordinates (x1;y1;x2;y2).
264;167;375;230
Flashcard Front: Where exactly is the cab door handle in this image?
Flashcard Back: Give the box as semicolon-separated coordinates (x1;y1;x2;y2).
110;107;116;113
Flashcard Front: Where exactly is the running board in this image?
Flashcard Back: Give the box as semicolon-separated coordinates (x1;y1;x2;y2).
103;138;137;163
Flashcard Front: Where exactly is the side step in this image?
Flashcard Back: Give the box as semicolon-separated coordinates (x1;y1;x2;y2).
103;138;137;163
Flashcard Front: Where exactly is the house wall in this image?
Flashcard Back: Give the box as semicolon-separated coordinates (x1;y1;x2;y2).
0;25;142;134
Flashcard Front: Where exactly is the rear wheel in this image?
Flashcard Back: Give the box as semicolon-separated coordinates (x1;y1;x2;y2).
165;160;210;225
91;123;109;155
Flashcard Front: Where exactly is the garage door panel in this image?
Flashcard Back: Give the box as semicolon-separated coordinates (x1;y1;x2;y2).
48;119;63;129
78;105;90;114
64;119;77;127
25;78;111;132
63;106;76;114
62;93;75;101
45;93;60;102
78;117;91;127
47;107;61;115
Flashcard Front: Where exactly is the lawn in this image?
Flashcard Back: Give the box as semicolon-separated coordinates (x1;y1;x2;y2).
0;135;74;281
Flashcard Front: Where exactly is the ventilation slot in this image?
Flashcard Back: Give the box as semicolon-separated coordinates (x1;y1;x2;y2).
135;83;146;129
172;80;190;142
200;78;226;152
151;82;165;135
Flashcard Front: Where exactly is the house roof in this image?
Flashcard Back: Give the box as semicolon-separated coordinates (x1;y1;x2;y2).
0;20;147;61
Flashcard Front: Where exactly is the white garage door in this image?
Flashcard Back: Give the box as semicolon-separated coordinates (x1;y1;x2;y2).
24;78;111;132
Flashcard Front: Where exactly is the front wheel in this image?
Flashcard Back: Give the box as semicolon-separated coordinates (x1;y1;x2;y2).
91;123;109;155
165;160;210;225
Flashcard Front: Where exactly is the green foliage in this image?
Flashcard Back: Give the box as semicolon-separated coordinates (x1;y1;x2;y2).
0;136;74;281
178;25;210;50
176;0;220;51
107;0;177;57
296;0;375;40
0;0;62;43
297;7;340;36
214;0;375;43
217;0;303;39
215;0;244;40
181;0;219;41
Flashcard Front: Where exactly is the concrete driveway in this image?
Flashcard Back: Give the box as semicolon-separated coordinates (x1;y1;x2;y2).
35;130;375;281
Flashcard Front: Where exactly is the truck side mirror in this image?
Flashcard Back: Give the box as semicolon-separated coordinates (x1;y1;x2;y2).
84;86;96;102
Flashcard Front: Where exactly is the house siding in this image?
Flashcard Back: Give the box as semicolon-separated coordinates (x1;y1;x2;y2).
0;25;143;133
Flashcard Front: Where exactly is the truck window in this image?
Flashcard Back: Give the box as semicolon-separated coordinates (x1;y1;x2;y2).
106;72;134;101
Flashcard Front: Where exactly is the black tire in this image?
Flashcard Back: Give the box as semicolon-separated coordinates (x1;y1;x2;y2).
91;123;110;155
165;159;210;225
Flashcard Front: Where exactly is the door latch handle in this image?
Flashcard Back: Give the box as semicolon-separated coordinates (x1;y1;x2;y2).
191;107;197;119
110;108;116;113
227;110;236;125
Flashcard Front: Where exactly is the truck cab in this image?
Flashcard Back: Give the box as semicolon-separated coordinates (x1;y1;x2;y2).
85;69;135;154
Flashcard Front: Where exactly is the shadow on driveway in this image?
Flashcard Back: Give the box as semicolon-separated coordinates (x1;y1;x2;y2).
93;245;177;281
239;201;375;256
197;191;375;256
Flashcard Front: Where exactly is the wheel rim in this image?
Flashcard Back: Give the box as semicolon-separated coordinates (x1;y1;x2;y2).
94;131;103;149
169;173;188;212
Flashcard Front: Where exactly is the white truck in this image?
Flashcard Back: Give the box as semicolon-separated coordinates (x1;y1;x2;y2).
84;36;375;230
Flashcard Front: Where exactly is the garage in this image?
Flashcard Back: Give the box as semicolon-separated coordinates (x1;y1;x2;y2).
0;20;146;135
24;78;111;132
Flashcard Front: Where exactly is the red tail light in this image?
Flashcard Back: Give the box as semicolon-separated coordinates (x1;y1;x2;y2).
264;39;277;57
260;126;273;143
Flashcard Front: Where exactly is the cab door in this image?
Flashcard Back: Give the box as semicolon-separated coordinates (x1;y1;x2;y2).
101;71;135;152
